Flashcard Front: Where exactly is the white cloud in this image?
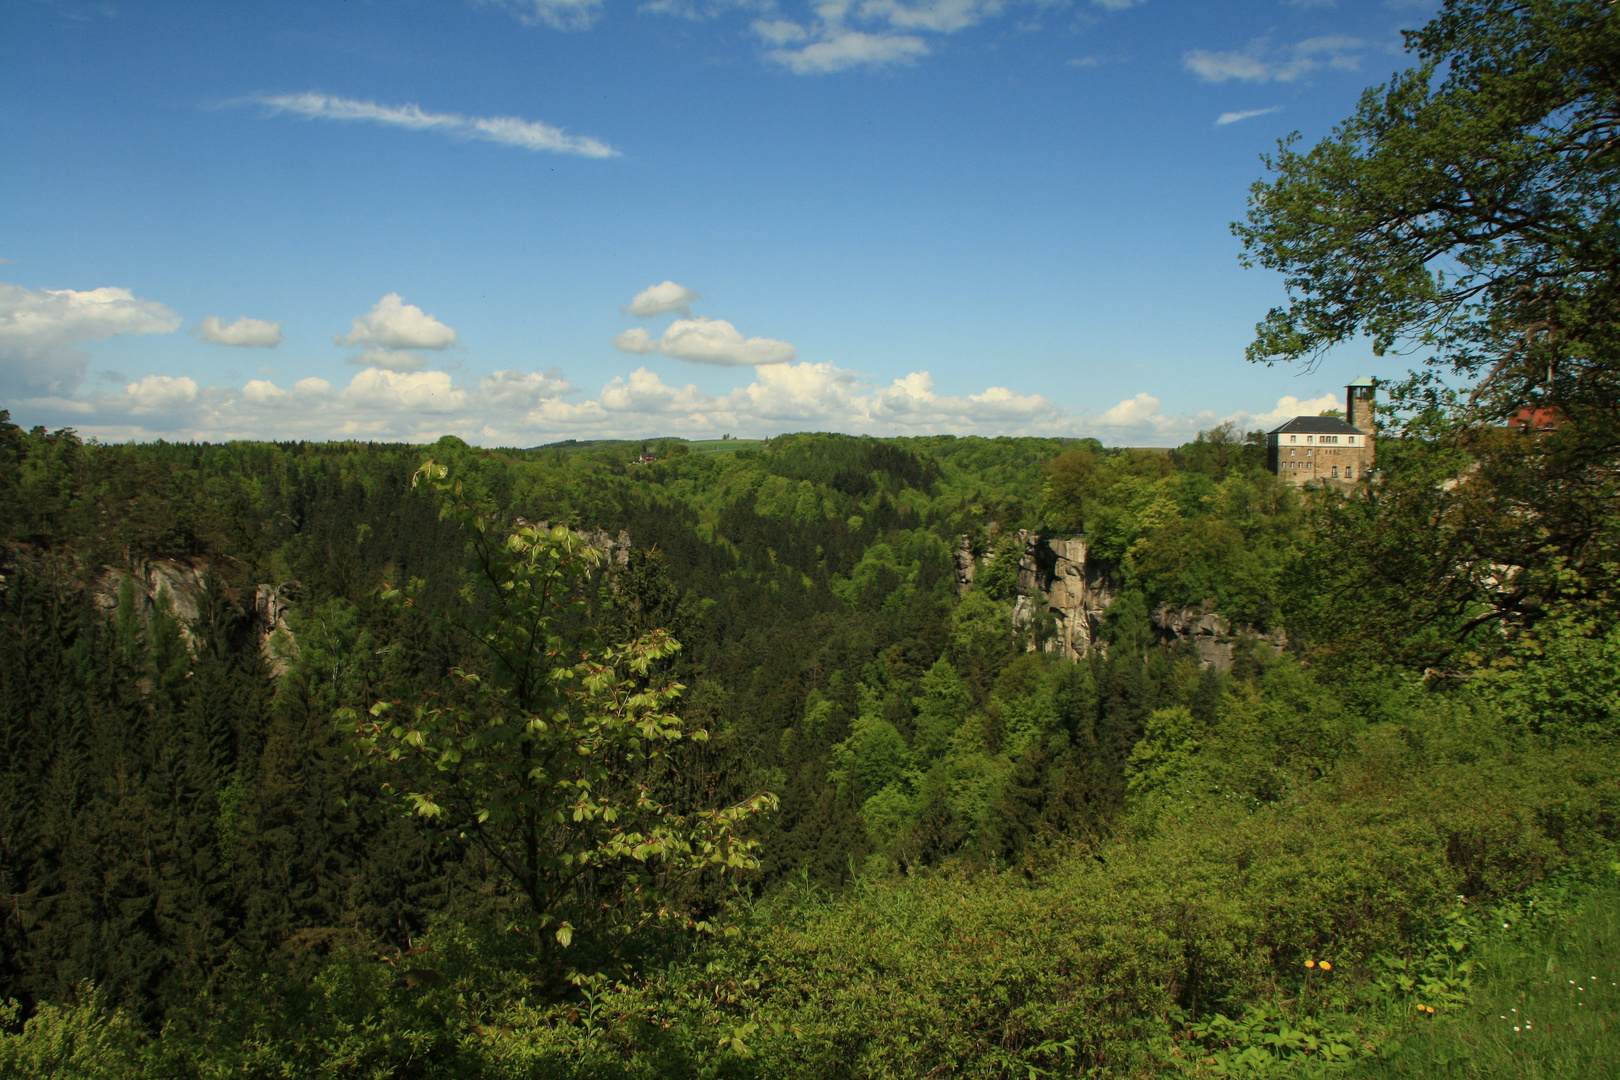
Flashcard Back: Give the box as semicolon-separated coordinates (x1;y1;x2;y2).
624;280;700;318
1216;105;1283;126
0;283;181;394
857;0;1002;34
1091;0;1146;8
614;316;797;366
242;378;293;407
766;29;930;73
11;358;1072;443
249;92;618;159
343;368;470;413
338;294;458;350
1097;392;1163;428
752;18;809;43
1184;36;1365;83
1085;390;1345;445
476;367;576;408
613;327;659;354
483;0;605;30
125;375;200;412
347;347;429;372
195;315;283;347
10;348;1356;451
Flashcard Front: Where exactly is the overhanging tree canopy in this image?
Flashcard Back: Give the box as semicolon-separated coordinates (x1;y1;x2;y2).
1235;0;1620;658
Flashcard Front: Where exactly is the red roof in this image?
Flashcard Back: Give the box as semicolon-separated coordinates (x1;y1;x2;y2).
1506;407;1565;432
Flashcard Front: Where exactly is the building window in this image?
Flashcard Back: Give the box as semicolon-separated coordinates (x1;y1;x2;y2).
1290;435;1297;443
1346;466;1353;479
1332;466;1339;478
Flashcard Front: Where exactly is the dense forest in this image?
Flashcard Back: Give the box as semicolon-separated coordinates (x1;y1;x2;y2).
3;1;1619;1076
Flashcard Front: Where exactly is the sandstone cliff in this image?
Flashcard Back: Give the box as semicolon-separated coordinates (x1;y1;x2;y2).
956;531;1285;669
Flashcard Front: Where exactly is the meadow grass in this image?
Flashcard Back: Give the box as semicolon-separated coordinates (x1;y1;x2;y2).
1351;881;1620;1079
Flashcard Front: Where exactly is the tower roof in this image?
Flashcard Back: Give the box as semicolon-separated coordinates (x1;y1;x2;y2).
1347;376;1376;387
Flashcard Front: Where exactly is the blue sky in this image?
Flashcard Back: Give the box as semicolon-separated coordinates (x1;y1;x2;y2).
2;0;1434;446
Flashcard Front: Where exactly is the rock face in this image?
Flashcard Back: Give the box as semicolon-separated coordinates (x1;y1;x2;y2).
960;531;1285;669
1006;530;1119;661
1151;602;1288;671
953;535;978;596
577;528;633;567
89;556;300;676
253;582;299;677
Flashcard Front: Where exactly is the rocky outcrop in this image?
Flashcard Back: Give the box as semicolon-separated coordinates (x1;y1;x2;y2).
1006;531;1119;661
958;530;1285;669
953;535;978;596
89;556;300;676
1151;602;1287;671
520;520;632;568
254;582;299;677
577;528;632;567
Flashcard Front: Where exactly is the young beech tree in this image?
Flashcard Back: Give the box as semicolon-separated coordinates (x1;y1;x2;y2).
342;462;775;959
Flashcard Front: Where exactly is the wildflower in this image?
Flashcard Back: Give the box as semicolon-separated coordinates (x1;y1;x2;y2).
1514;1026;1521;1032
1305;960;1316;969
1320;961;1332;972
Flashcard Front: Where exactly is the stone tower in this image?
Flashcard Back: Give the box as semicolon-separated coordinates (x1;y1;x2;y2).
1346;377;1376;439
1265;377;1377;488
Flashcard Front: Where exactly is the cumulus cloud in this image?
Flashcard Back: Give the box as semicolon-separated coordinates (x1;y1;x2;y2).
344;368;469;413
195;315;283;347
347;347;429;372
476;367;575;409
241;378;293;407
624;280;700;318
0;283;181;394
1216;105;1282;126
1185;35;1364;83
248;92;618;158
10;356;1072;444
125;375;200;412
1086;390;1346;445
338;293;458;350
9;344;1356;453
614;317;797;366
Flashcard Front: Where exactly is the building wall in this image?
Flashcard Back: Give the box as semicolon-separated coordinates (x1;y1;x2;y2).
1267;432;1375;488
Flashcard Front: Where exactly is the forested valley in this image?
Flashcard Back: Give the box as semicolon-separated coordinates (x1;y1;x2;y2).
5;1;1620;1076
2;409;1616;1078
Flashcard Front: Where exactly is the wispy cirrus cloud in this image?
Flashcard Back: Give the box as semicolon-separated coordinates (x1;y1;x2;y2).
758;26;930;74
1215;105;1282;126
244;92;619;158
1185;34;1364;84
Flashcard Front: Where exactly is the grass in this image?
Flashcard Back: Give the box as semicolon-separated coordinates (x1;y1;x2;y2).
1350;880;1620;1079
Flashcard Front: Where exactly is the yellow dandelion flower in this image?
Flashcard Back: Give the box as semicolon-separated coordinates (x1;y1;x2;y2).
1320;961;1332;972
1305;959;1316;969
